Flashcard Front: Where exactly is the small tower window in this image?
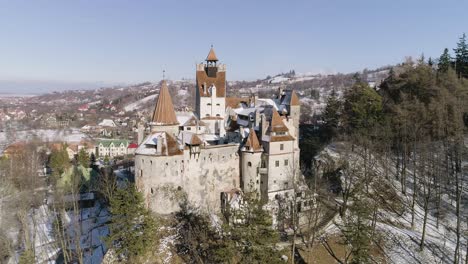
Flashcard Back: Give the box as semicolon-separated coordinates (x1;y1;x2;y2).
280;144;284;150
284;159;289;166
247;162;252;167
275;161;279;167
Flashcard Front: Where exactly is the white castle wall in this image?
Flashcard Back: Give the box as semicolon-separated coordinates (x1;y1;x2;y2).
135;144;240;214
241;151;262;195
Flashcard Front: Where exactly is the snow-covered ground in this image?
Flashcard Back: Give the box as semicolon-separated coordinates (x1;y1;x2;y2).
0;128;89;153
124;93;157;112
316;142;467;263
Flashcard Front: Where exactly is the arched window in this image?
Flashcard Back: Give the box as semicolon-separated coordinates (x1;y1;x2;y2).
247;162;252;167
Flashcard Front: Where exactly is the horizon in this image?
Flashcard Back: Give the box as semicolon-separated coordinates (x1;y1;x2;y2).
1;0;467;94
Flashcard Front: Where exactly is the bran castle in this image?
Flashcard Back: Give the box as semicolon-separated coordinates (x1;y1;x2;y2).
135;48;302;215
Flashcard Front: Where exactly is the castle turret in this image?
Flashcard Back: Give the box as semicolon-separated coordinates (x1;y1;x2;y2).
241;128;263;197
150;80;179;136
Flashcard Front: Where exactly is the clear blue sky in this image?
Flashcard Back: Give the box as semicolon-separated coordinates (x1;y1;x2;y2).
0;0;467;93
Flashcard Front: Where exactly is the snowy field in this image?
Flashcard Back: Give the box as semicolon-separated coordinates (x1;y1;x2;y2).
0;128;89;153
124;93;157;112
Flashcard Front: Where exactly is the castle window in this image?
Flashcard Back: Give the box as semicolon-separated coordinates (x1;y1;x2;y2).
216;114;220;117
216;103;220;106
151;188;154;194
142;159;144;164
187;127;191;130
280;144;284;150
207;103;211;106
284;159;289;166
150;160;153;165
275;161;279;167
206;114;209;117
284;182;288;188
248;162;252;167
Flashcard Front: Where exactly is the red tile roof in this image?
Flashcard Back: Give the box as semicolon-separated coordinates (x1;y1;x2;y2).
151;80;179;125
245;128;262;152
206;47;218;61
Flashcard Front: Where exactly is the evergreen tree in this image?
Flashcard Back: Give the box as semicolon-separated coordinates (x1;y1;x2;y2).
49;144;70;176
339;197;374;264
77;148;89;168
106;183;158;262
323;90;342;140
342;81;383;135
454;33;468;78
438;48;452;73
175;202;235;263
227;193;284;263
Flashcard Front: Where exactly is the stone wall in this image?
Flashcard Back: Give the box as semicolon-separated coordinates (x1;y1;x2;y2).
135;144;240;214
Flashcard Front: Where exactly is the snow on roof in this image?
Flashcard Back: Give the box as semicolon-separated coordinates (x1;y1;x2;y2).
234;107;256;116
98;119;116;127
136;132;183;156
176;111;195;126
257;98;279;110
178;131;203;145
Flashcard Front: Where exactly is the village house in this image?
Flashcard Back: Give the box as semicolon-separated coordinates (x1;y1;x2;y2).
97;139;130;158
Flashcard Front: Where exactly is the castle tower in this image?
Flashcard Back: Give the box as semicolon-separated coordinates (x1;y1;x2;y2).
262;108;297;201
150;80;179;136
289;90;301;136
241;128;263;197
195;47;226;138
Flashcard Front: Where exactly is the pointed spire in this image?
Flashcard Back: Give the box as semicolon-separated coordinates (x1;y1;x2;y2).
206;46;218;61
245;128;262;152
269;110;289;132
290;90;300;106
152;80;179;125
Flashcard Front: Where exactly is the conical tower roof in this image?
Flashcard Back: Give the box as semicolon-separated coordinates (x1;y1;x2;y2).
206;47;218;61
290;90;300;106
269;110;289;132
151;80;179;125
245;128;262;152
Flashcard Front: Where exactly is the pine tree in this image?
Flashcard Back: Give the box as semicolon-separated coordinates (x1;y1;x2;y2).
227;192;284;263
175;202;235;263
106;183;158;262
50;144;70;176
453;33;468;78
438;48;452;73
77;148;89;168
342;81;383;135
323;90;342;140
